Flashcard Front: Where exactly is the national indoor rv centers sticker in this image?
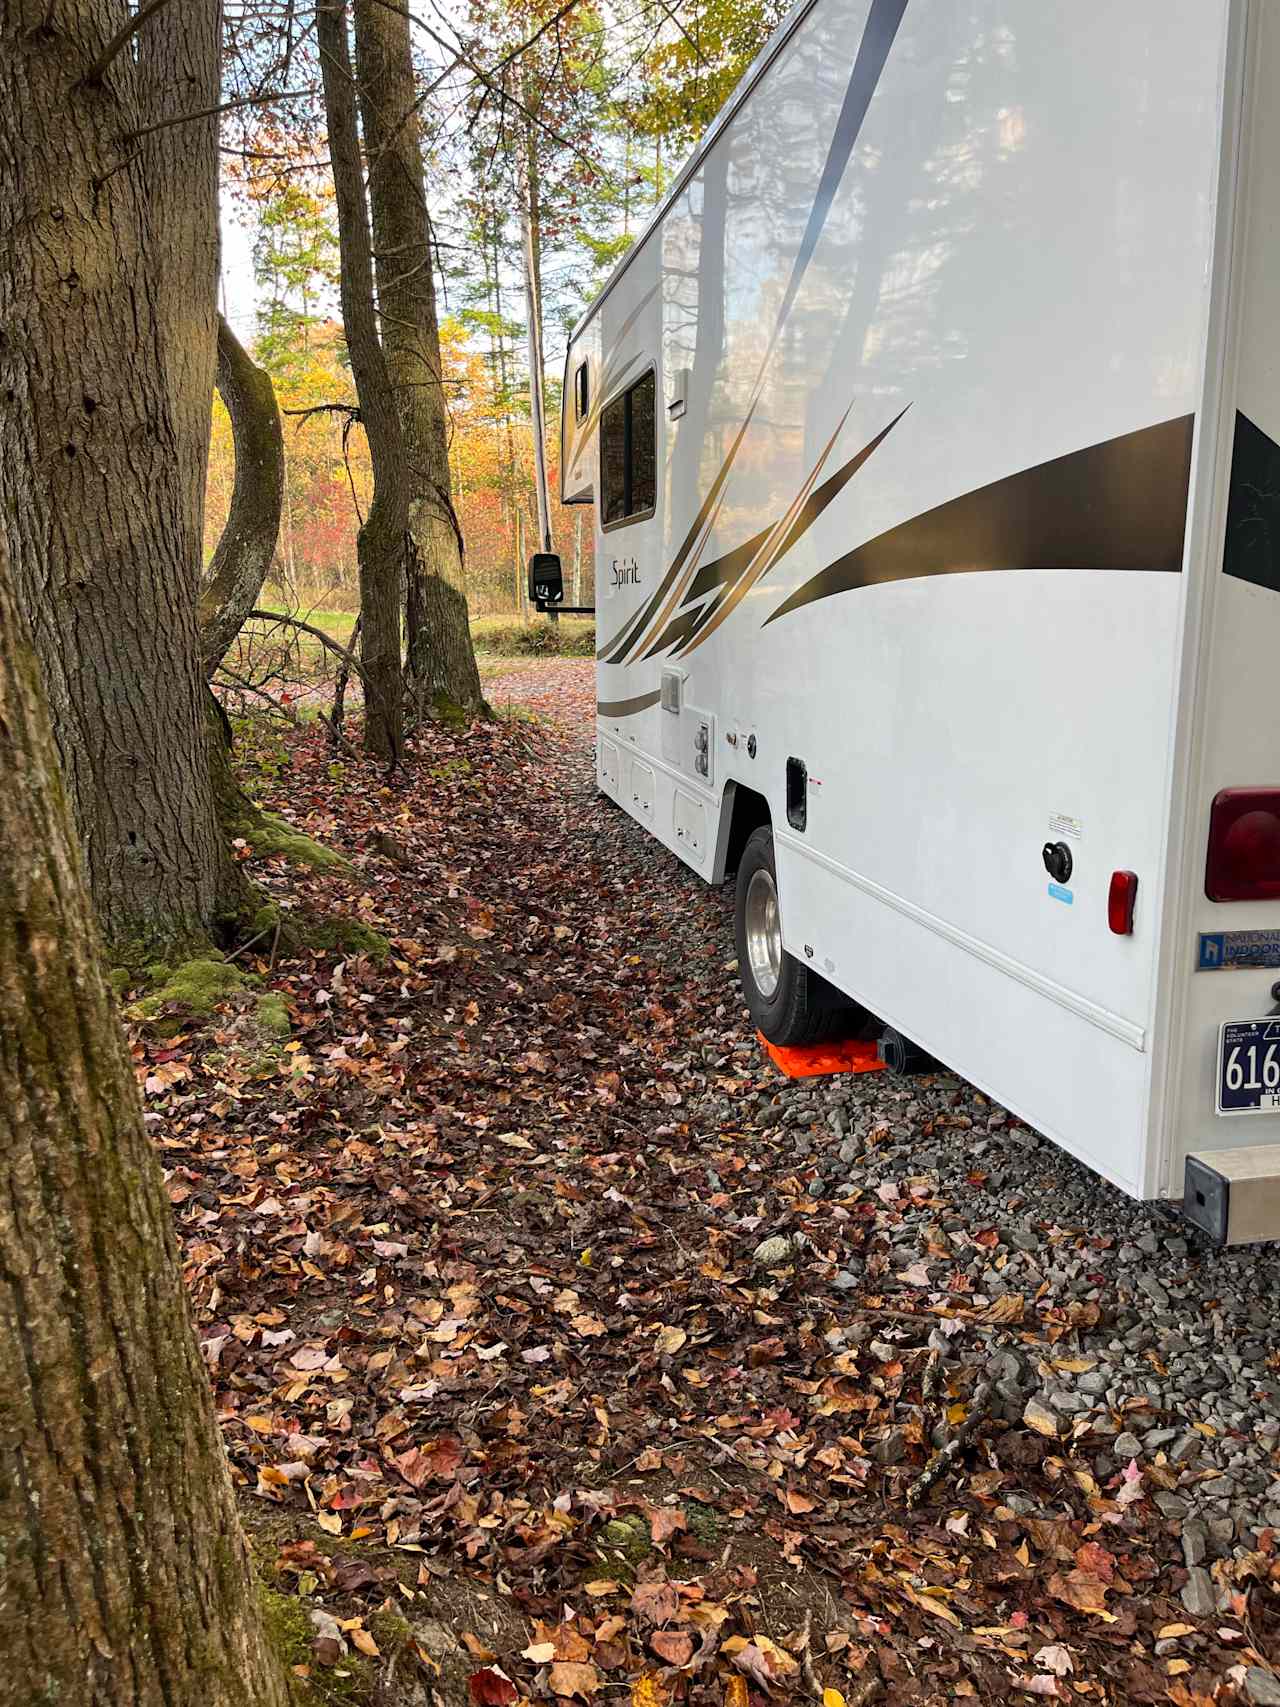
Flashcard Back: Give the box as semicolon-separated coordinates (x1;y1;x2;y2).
1198;929;1280;971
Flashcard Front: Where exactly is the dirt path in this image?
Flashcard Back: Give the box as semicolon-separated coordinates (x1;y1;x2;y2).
137;665;1280;1706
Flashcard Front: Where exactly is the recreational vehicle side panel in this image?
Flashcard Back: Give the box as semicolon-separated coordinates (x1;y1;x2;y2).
586;0;1233;1198
1157;0;1280;1194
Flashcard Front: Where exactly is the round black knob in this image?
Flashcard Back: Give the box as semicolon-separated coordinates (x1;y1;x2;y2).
1042;840;1073;884
746;733;757;759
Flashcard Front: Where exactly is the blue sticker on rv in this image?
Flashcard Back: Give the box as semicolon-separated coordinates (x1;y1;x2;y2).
1198;929;1280;971
1048;883;1074;905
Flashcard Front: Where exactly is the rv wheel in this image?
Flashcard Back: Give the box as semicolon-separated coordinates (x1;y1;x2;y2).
735;826;842;1047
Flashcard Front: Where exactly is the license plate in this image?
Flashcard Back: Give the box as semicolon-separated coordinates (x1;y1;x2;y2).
1217;1018;1280;1115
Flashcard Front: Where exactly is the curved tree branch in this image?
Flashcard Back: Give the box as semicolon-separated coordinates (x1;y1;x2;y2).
201;315;285;675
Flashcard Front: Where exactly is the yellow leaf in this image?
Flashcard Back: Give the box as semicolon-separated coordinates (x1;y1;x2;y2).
903;1585;962;1627
655;1325;687;1355
524;1643;557;1664
630;1675;667;1707
823;1690;847;1707
316;1511;342;1536
351;1629;380;1657
1157;1624;1196;1640
724;1678;749;1707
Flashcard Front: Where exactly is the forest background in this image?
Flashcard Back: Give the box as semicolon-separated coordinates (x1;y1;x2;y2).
210;0;784;628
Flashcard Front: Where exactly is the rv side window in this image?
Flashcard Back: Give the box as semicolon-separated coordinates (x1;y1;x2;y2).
600;369;656;529
574;361;589;422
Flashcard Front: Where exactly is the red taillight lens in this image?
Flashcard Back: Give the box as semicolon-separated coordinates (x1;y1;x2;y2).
1206;789;1280;902
1108;869;1138;934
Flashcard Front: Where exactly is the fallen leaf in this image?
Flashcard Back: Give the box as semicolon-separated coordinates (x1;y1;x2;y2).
549;1660;601;1699
648;1507;688;1545
650;1630;693;1666
1033;1645;1073;1676
631;1582;680;1625
1047;1570;1112;1618
468;1668;518;1706
630;1675;668;1707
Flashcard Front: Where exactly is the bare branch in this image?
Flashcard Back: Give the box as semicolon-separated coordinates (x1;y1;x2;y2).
121;85;319;145
80;0;178;87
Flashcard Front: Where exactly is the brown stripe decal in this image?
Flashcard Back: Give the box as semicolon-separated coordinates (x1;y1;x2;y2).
1223;412;1280;594
597;690;662;719
766;414;1195;626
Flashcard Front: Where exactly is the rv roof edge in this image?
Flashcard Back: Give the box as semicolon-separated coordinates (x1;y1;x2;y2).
1184;1147;1280;1246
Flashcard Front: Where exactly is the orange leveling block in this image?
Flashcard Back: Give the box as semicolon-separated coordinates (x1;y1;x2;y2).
757;1032;888;1080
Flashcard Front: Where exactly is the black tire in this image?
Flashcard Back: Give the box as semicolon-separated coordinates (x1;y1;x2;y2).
734;825;844;1046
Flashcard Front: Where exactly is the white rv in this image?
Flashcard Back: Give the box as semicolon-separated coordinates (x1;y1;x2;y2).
544;0;1280;1238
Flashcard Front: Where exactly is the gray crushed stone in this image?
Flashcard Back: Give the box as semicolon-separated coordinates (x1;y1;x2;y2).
686;1008;1280;1566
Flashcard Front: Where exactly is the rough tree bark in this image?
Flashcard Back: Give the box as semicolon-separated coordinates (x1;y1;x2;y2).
201;315;285;675
0;534;290;1706
352;0;487;715
0;0;242;959
317;0;407;764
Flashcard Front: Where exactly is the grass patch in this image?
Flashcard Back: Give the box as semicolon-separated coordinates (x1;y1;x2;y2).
471;614;595;657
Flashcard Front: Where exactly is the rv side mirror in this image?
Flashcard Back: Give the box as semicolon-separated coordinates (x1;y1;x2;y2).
528;551;564;608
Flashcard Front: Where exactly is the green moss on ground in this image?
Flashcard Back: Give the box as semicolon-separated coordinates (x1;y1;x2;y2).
259;1586;311;1672
255;991;292;1037
597;1513;653;1573
259;1585;420;1706
230;810;353;873
304;915;390;962
129;955;257;1021
684;1501;720;1546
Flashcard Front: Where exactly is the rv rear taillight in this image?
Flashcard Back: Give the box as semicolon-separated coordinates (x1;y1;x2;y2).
1108;870;1138;935
1205;789;1280;902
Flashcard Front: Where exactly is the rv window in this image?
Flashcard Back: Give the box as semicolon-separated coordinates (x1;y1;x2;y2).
600;369;656;529
574;361;589;422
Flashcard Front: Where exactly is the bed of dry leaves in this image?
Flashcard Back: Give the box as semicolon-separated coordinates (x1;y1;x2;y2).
133;661;1280;1706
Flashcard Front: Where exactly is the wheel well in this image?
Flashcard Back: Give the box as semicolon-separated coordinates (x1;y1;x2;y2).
722;783;771;879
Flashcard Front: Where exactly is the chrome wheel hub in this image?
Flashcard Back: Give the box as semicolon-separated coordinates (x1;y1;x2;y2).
745;867;783;1000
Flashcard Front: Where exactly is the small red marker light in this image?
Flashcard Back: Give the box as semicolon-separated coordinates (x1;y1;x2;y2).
1108;869;1138;935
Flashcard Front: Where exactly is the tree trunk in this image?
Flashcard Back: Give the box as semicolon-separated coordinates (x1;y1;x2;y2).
201;316;285;674
518;80;556;629
317;0;406;765
0;535;289;1707
0;0;243;960
352;0;485;715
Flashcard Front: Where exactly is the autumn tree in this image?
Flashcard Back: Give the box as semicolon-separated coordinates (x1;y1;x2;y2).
0;527;290;1705
353;0;487;714
0;0;242;958
316;0;407;762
